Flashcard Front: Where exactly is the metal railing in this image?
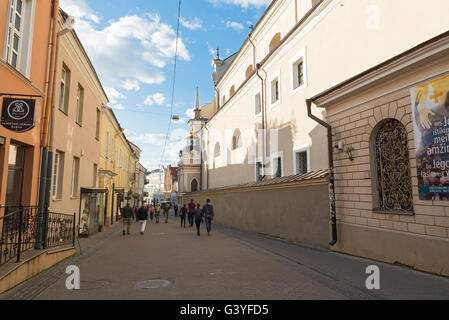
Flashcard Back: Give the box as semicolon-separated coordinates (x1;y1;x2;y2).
0;206;75;266
0;206;39;266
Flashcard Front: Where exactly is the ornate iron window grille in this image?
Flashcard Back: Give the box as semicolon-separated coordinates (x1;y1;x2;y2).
374;119;414;213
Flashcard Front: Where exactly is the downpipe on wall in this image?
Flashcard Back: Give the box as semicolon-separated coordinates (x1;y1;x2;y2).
306;99;337;246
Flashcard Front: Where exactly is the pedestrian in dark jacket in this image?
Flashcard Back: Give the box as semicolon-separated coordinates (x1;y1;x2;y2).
137;205;149;235
194;203;204;236
202;199;214;236
180;204;187;228
122;203;135;235
188;199;196;227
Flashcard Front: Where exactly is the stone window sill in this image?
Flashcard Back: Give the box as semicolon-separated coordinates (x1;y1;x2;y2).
372;209;415;216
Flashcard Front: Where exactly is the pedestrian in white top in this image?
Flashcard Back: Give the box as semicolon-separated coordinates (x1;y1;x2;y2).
137;205;149;235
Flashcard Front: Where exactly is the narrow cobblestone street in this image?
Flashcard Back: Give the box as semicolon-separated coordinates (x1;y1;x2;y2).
2;213;449;300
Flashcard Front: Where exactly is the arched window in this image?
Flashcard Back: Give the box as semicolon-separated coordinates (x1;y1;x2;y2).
245;65;253;79
373;119;413;212
232;129;241;150
214;142;221;158
229;85;235;97
191;178;198;192
269;32;281;52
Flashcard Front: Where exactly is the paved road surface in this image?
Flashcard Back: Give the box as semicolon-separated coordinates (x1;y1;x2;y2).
2;214;449;300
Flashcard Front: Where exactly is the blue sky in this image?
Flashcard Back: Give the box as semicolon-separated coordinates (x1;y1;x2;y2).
59;0;270;171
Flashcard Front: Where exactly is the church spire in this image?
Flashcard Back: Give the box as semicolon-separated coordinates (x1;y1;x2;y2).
194;87;201;119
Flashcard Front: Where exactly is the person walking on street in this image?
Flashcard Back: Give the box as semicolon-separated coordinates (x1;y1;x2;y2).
174;204;179;217
180;204;187;228
155;204;161;224
149;204;155;221
137;205;149;235
122;203;135;235
202;199;214;236
163;203;170;223
194;203;204;236
188;199;195;228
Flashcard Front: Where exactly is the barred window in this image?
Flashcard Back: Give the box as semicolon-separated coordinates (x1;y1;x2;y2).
373;119;413;213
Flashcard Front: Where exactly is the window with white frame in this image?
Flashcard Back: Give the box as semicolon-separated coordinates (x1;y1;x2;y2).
254;91;262;117
76;84;84;125
106;131;110;158
5;0;34;75
52;150;64;199
71;157;80;197
270;71;280;106
5;0;23;68
290;48;307;93
293;145;310;175
59;64;71;113
95;109;100;139
272;152;283;178
232;129;242;150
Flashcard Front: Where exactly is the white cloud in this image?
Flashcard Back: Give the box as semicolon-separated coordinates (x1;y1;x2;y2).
144;93;166;106
60;0;100;23
209;0;271;8
225;21;245;31
105;87;126;104
180;17;204;31
185;108;195;119
110;104;126;110
60;2;191;94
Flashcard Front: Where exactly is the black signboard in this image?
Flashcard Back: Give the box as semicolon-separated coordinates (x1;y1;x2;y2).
1;97;36;132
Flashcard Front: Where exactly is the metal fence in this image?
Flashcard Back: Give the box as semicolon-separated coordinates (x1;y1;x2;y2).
46;212;76;249
0;206;75;266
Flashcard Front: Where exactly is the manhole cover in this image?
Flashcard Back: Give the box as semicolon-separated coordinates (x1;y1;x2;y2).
137;280;171;289
79;280;111;290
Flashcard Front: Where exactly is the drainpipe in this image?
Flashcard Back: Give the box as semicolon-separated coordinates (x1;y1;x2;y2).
36;0;59;249
199;132;203;191
248;36;267;178
306;99;337;246
203;125;210;190
41;0;59;149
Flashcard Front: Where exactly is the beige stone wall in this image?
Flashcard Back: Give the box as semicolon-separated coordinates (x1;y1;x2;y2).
319;49;449;275
184;179;331;249
326;74;449;241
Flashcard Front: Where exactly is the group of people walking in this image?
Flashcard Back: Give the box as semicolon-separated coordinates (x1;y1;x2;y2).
120;199;214;237
179;199;214;236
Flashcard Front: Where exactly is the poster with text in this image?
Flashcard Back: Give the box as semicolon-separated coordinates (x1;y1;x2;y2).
411;75;449;200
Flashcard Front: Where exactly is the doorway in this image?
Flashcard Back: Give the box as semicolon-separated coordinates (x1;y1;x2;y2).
6;143;25;206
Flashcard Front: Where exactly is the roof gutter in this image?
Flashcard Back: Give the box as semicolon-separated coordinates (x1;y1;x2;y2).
306;98;337;246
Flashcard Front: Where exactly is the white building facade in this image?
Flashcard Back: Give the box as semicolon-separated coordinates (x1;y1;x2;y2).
190;0;449;190
143;169;165;205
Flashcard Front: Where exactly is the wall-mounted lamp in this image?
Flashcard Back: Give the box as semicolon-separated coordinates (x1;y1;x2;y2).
335;141;344;151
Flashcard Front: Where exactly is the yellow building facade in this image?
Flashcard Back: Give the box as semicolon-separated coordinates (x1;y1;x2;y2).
98;106;135;225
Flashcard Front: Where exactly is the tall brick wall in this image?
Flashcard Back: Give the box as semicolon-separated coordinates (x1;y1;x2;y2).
326;88;449;240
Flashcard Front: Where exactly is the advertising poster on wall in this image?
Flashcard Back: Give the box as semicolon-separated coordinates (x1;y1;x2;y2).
411;75;449;200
